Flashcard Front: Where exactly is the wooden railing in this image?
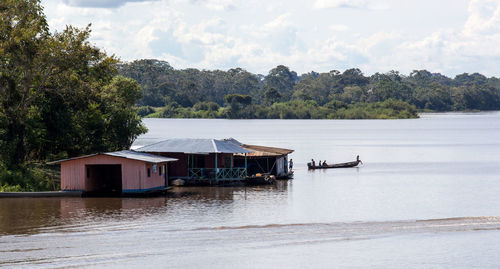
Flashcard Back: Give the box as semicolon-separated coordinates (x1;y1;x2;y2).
188;168;247;180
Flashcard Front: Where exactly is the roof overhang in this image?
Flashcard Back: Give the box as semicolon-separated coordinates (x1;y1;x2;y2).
235;144;294;157
47;150;178;165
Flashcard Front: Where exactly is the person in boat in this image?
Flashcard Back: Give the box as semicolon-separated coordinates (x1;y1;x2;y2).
322;160;327;166
318;160;322;167
357;155;363;164
311;159;315;167
289;159;293;170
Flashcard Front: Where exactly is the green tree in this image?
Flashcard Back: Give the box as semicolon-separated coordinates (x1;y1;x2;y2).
224;94;252;118
339;68;369;87
193;101;220;111
99;76;147;151
263;87;282;105
370;73;411;102
0;0;146;169
264;65;298;99
339;86;365;103
0;0;50;167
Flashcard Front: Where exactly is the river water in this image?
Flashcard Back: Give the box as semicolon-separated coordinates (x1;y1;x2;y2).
2;113;500;268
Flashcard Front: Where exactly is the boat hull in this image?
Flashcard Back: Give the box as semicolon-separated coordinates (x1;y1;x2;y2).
308;160;360;169
276;171;294;180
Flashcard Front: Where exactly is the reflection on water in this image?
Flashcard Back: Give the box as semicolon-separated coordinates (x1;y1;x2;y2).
0;197;169;235
0;182;290;236
2;113;500;268
0;198;62;235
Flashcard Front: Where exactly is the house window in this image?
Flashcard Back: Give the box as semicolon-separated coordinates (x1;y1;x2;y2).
147;168;151;177
159;165;162;176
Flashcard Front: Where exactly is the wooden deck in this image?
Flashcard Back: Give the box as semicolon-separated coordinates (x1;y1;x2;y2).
0;191;83;198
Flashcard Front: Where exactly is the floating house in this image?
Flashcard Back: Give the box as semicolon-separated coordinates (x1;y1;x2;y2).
48;150;177;195
135;138;294;183
136;139;253;184
50;139;294;191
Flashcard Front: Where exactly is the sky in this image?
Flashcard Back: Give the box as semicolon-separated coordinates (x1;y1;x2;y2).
41;0;500;77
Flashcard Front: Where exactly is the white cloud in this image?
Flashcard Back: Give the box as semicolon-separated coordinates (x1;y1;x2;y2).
313;0;389;10
329;24;349;31
264;13;293;29
314;0;365;9
41;0;500;77
383;0;500;76
189;0;238;11
464;0;500;35
205;0;237;11
62;0;157;8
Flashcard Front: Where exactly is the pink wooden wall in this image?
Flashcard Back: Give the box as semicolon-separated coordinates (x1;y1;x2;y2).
60;155;168;192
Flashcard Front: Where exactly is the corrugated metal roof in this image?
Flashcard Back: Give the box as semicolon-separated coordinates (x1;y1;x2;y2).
136;138;253;154
236;144;294;157
47;150;178;164
105;150;178;163
225;138;294;157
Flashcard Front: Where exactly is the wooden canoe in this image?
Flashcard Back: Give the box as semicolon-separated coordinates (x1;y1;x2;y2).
307;160;361;169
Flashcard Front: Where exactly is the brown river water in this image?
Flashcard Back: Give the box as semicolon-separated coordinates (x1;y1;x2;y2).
2;113;500;268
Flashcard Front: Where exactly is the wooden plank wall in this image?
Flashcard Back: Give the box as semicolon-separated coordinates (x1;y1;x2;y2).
60;155;167;192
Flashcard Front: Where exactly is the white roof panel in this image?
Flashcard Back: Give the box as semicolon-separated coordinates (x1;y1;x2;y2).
105;150;178;163
47;150;177;164
136;138;253;154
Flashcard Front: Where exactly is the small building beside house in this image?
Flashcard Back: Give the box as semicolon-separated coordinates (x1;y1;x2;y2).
49;150;177;194
136;138;253;184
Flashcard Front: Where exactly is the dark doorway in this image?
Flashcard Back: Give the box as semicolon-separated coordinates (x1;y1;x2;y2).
85;164;122;194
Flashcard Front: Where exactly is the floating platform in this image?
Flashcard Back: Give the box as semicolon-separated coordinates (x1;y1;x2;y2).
246;174;275;185
0;187;173;198
0;191;83;198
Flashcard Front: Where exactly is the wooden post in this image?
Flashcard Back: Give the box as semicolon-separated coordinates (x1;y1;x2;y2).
167;163;168;187
244;153;247;177
187;154;190;177
230;154;233;179
215;153;218;182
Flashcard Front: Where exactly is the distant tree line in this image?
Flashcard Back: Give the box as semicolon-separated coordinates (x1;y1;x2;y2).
119;60;500;119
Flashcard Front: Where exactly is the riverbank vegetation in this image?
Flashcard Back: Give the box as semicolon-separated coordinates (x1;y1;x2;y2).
0;0;146;191
119;60;500;119
144;99;417;119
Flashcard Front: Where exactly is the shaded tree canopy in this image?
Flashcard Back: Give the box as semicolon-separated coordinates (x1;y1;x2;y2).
0;0;147;170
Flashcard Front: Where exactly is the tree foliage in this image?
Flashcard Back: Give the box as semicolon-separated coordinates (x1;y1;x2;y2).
0;0;146;190
122;59;500;119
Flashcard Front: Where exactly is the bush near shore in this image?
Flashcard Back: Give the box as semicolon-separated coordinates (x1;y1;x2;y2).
142;99;418;119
